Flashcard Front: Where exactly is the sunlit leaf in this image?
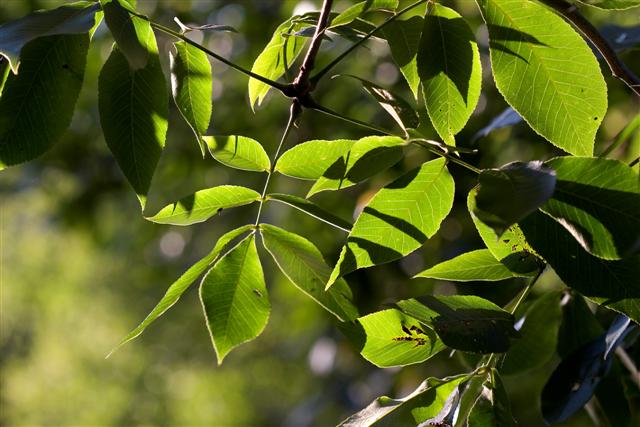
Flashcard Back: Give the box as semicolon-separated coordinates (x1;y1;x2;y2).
418;3;481;146
265;193;352;232
469;369;516;426
328;158;454;286
478;0;607;156
204;135;270;172
147;186;260;226
576;0;640;9
100;0;151;70
381;16;423;98
330;0;398;28
170;41;212;156
259;224;358;321
200;234;270;364
275;138;355;180
108;224;253;356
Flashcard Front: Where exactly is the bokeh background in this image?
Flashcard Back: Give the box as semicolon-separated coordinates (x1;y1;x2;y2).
1;1;638;426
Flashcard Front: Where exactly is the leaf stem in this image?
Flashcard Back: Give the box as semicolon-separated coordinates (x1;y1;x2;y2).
412;140;481;174
310;0;429;84
539;0;640;97
309;101;394;135
254;101;302;226
505;266;545;316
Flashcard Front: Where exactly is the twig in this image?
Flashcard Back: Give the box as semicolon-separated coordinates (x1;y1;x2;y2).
308;101;394;135
411;140;481;174
539;0;640;97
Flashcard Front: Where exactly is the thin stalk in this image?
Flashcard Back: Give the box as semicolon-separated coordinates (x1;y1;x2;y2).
310;102;394;135
412;140;481;174
599;114;640;157
409;138;478;154
311;0;429;84
505;266;545;316
254;101;302;226
128;11;289;92
629;156;639;167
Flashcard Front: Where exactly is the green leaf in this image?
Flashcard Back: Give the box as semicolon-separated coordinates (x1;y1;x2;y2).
100;0;152;70
339;74;419;133
0;58;9;95
577;0;640;9
557;294;604;357
170;41;212;156
248;18;306;108
469;369;516;427
418;3;481;146
108;224;253;356
478;0;607;156
357;309;445;367
265;193;352;232
308;136;405;197
328;158;455;286
455;377;486;427
0;34;89;169
501;291;563;375
520;210;640;299
414;249;534;282
330;0;399;28
381;16;423;98
203;135;270;172
589;297;640;325
146;185;260;226
340;374;468;426
98;40;168;208
474;161;557;235
259;224;358;321
275;138;355;180
542;157;640;260
0;1;100;73
200;234;270;364
467;188;541;274
397;296;516;353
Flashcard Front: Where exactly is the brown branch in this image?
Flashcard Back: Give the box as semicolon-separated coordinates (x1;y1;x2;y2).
538;0;640;97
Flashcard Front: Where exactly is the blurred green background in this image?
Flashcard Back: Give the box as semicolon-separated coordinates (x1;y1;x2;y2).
1;1;638;426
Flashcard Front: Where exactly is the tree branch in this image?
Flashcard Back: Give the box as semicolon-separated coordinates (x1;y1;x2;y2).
539;0;640;97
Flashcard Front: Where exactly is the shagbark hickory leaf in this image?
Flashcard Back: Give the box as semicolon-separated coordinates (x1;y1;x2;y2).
478;0;608;156
418;3;482;146
98;38;168;208
170;41;212;156
204;135;270;172
200;234;270;364
340;374;468;426
108;225;253;356
330;0;398;28
520;210;640;299
259;224;358;321
577;0;640;9
146;185;261;226
100;0;152;70
275;139;355;180
469;369;516;427
0;34;89;169
474;161;556;236
0;1;100;73
357;308;445;367
414;249;534;282
265;194;353;232
381;16;423;98
542;157;640;260
328;158;454;287
397;296;516;354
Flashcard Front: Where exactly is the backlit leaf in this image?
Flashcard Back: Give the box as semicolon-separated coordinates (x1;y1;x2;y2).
381;16;423;98
577;0;640;9
100;0;151;70
478;0;607;156
204;135;270;172
330;0;398;28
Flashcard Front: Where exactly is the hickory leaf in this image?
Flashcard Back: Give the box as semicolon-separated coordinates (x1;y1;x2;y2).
100;0;151;70
381;16;423;98
204;135;270;172
330;0;398;28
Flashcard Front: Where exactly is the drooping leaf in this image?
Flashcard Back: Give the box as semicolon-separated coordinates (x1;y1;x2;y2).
469;369;516;427
599;25;640;51
265;193;352;232
173;17;238;34
259;224;358;321
478;0;608;156
108;224;253;356
146;185;260;226
170;41;212;156
467;188;541;274
501;291;563;375
204;135;270;172
340;374;469;426
473;161;556;235
381;16;423;98
0;34;90;169
0;1;100;73
248;18;306;108
397;296;516;354
414;249;534;282
100;0;152;70
520;210;640;299
576;0;640;9
328;158;454;287
98;18;168;208
418;3;482;146
471;107;522;142
357;309;445;368
454;377;486;427
200;234;269;364
557;293;604;358
330;0;398;28
542;157;640;260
